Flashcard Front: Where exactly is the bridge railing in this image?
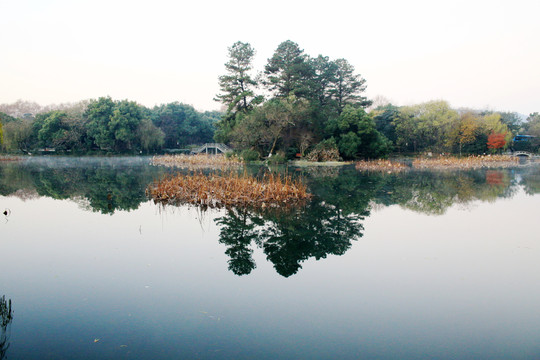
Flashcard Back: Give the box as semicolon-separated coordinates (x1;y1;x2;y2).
191;143;232;154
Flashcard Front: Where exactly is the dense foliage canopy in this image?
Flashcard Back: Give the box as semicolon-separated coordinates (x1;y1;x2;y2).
215;40;380;160
0;98;218;154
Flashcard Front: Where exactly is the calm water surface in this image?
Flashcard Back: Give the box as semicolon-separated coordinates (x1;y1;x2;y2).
1;157;539;359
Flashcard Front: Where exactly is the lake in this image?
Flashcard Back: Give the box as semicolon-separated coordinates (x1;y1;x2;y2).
1;157;539;359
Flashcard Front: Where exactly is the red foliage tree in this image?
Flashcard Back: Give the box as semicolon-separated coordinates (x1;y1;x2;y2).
487;132;507;150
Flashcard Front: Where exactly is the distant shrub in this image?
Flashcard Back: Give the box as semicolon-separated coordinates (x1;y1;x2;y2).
267;151;286;164
285;146;299;160
240;149;260;162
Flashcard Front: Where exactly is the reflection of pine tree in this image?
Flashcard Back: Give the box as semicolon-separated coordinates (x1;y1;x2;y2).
216;208;264;275
261;202;366;277
0;296;13;360
216;201;367;277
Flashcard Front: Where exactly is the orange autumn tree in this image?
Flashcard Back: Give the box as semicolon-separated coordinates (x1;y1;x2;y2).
487;132;507;152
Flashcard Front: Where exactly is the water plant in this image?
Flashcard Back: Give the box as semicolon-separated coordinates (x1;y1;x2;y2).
147;171;311;209
356;155;521;172
355;159;409;172
0;156;21;162
412;155;520;170
1;295;12;359
151;154;242;169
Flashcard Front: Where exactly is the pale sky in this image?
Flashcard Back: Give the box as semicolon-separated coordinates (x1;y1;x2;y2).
1;0;539;115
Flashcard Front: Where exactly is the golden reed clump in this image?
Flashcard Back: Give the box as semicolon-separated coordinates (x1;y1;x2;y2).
355;159;409;172
412;155;519;170
356;155;521;172
147;171;311;209
151;154;242;169
0;156;22;162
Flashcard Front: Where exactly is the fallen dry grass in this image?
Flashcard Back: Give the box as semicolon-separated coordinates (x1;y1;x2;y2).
147;171;311;209
151;154;242;169
412;155;520;170
356;155;521;172
355;159;409;172
0;156;22;162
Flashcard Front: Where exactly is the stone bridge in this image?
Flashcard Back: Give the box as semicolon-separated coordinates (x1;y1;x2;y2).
512;151;534;157
191;143;232;154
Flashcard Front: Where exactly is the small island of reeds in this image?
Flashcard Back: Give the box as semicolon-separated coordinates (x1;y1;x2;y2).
151;154;242;169
356;155;522;172
147;171;311;209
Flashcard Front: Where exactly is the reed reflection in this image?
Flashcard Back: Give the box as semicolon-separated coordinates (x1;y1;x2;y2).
0;296;13;360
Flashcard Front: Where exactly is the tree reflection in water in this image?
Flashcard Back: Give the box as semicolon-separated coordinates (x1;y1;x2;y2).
0;296;13;360
0;157;168;214
217;203;367;277
215;165;538;277
216;168;373;277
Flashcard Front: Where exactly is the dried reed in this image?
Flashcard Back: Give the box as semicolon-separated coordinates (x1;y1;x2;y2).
412;155;520;170
356;155;521;172
147;171;311;209
151;154;242;169
0;156;22;162
355;159;409;172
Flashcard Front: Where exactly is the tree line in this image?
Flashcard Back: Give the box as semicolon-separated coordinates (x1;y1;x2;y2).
0;98;219;154
2;40;539;158
214;40;540;160
372;102;540;155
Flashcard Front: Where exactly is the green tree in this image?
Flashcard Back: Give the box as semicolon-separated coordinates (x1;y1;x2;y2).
326;105;390;159
85;97;153;152
137;118;165;152
448;112;480;156
330;58;371;113
0;118;33;152
230;97;305;157
525;112;540;136
36;111;69;148
109;100;144;151
371;104;399;144
308;55;338;108
215;41;262;116
152;102;214;148
229;110;268;156
0;112;17;124
498;111;522;134
394;100;458;153
86;97;116;150
305;55;339;139
264;40;313;99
